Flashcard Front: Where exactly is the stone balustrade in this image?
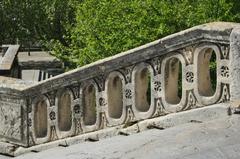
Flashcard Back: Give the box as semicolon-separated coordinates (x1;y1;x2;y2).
1;22;240;156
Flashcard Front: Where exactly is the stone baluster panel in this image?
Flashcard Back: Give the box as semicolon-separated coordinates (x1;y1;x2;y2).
27;42;231;146
16;23;238;150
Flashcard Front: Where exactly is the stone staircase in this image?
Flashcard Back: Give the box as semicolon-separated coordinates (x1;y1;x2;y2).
0;22;240;156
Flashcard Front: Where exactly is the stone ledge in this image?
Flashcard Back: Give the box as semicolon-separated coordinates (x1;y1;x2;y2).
0;103;230;157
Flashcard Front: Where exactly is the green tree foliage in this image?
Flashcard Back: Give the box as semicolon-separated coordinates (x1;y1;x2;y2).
50;0;235;67
0;0;77;46
229;0;240;21
1;0;239;68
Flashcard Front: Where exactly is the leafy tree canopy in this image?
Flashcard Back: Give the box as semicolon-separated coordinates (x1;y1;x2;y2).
0;0;77;46
1;0;239;68
50;0;236;68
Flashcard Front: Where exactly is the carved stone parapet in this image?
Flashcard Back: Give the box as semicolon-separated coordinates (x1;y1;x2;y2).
0;22;238;156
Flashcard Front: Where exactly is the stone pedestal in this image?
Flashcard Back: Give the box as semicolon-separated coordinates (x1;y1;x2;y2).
230;27;240;109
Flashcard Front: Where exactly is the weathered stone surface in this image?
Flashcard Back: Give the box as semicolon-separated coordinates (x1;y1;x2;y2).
0;94;28;147
0;103;239;159
0;22;239;156
0;76;34;90
0;100;22;140
230;27;240;107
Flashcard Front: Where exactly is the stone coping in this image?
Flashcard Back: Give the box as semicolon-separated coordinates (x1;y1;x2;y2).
0;76;35;90
0;22;240;95
0;22;239;96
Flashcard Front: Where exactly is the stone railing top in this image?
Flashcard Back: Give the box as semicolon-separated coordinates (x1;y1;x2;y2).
0;76;35;94
1;22;240;95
